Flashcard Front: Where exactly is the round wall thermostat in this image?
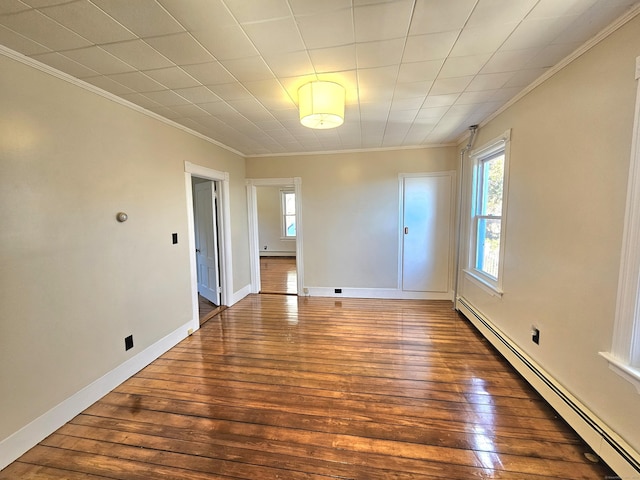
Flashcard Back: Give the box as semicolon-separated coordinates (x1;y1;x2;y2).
116;212;128;222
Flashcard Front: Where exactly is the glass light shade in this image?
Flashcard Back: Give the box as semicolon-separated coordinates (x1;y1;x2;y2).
298;81;345;129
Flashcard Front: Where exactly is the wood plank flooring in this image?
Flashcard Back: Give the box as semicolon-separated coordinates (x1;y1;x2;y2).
260;256;297;294
1;295;615;479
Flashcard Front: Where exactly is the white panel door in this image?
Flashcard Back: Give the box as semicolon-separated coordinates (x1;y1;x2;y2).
402;174;453;292
194;181;221;305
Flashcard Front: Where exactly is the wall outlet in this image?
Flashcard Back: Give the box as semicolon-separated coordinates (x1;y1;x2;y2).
531;327;540;345
334;288;342;294
172;233;178;244
124;335;134;351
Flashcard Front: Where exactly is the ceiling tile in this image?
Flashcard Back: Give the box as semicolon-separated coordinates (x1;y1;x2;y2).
40;1;136;44
480;48;538;73
191;25;258;60
263;50;314;78
83;74;136;95
221;56;274;82
439;54;492;78
174;85;221;103
0;24;50;55
144;66;201;89
397;59;443;83
223;0;291;23
402;31;459;63
356;38;404;68
143;89;193;106
409;0;476;35
19;0;71;6
145;32;214;65
309;44;356;73
0;9;91;50
449;23;517;57
393;81;433;99
429;75;474;95
502;67;548;88
106;71;166;92
170;103;209;117
0;1;31;14
157;0;237;30
207;82;252;101
465;0;538;28
90;0;185;38
289;0;351;16
181;61;236;85
466;72;515;91
242;17;305;55
500;16;579;51
422;93;459;108
30;51;99;78
354;1;413;42
101;39;174;71
296;10;354;49
119;92;163;109
527;0;599;19
62;46;135;75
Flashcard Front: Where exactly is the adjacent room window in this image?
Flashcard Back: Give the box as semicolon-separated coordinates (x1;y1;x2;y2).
281;189;296;238
467;130;511;294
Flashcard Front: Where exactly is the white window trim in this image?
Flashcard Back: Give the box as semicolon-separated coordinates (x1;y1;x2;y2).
280;188;296;240
600;56;640;394
465;129;511;297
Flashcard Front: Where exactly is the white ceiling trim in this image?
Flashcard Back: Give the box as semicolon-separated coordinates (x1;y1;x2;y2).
0;43;246;158
455;3;640;147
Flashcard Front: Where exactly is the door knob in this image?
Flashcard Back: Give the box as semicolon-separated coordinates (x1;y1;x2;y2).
196;249;201;253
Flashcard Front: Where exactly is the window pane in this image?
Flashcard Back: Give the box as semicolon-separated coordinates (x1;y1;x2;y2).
285;215;296;236
284;192;296;215
476;218;501;278
480;154;504;216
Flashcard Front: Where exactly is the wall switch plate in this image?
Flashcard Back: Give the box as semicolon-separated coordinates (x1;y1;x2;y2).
125;335;134;351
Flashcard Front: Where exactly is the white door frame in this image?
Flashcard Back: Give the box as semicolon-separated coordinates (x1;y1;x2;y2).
185;162;233;329
246;177;303;295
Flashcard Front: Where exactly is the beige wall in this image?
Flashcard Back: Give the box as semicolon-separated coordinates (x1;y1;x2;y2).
0;54;249;442
256;186;296;255
246;148;456;289
457;15;640;451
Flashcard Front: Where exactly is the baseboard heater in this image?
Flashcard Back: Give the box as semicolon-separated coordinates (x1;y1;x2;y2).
456;297;640;479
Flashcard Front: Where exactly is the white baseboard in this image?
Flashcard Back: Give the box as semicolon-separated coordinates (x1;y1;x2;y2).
457;297;640;480
0;321;191;471
304;286;452;300
259;252;296;257
230;283;252;306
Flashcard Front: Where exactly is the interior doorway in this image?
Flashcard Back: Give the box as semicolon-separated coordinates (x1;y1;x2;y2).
246;178;304;296
192;177;224;324
184;162;233;332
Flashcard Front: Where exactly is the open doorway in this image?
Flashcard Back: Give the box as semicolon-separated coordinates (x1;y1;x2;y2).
192;177;224;324
184;162;233;332
246;178;304;296
256;185;297;294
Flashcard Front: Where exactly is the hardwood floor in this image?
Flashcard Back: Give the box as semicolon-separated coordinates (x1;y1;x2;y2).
260;256;297;294
1;295;615;479
198;294;224;326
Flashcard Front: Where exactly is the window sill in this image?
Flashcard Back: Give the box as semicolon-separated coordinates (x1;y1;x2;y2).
463;269;503;298
280;237;296;241
599;351;640;394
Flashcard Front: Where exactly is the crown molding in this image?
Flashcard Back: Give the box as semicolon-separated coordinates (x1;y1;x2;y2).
455;3;640;147
246;142;456;159
0;44;246;158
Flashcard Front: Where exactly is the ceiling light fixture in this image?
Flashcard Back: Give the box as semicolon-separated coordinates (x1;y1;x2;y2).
298;81;345;129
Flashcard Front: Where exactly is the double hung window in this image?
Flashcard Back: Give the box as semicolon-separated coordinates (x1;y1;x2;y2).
281;190;296;238
467;130;510;294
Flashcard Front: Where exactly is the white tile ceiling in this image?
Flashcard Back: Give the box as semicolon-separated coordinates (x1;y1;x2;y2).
1;0;638;156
